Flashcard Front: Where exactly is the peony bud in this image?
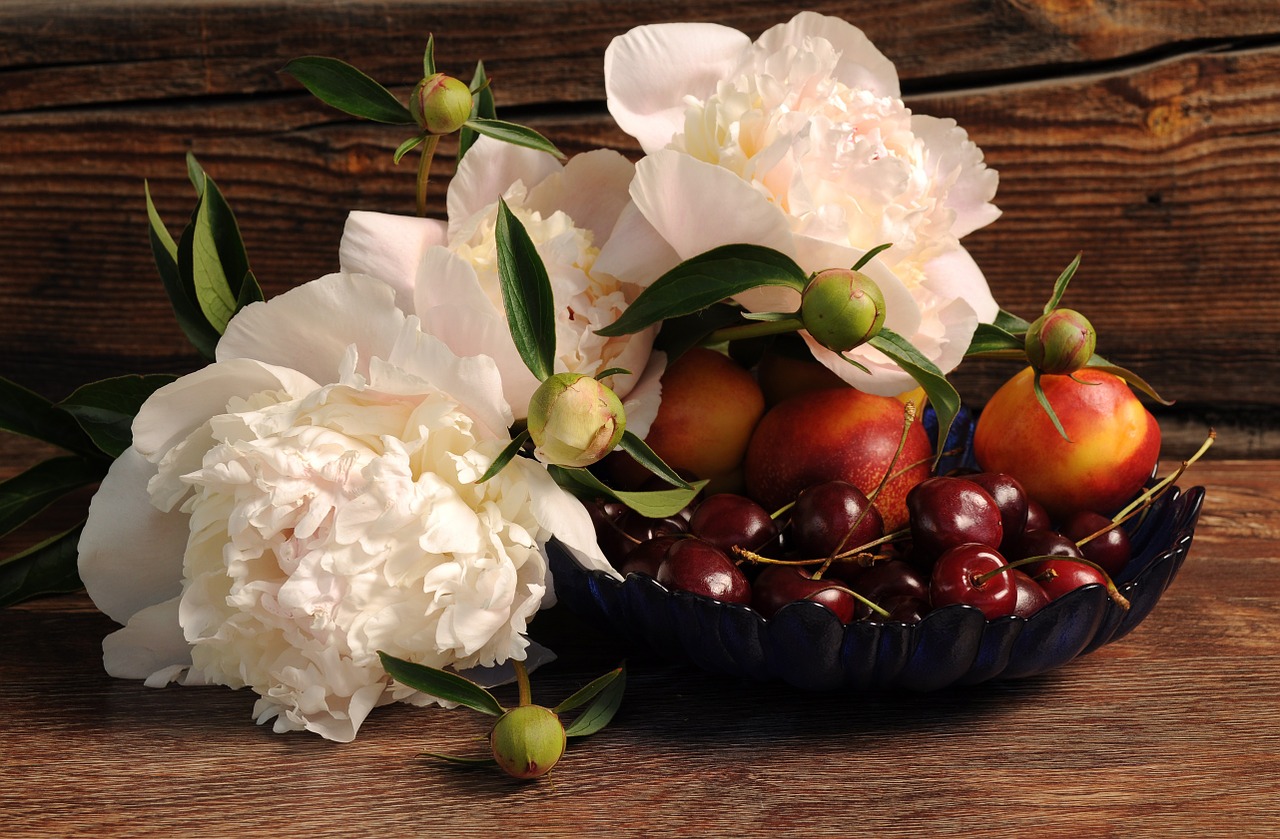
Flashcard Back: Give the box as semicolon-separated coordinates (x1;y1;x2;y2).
411;73;473;135
800;268;887;353
526;372;626;468
490;705;567;780
1025;308;1097;374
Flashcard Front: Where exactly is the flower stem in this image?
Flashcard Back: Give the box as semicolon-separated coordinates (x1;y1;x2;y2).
705;315;804;345
415;135;441;218
514;659;532;707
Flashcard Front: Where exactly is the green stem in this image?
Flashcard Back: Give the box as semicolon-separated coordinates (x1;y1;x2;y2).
704;316;804;345
415;134;441;218
514;659;532;707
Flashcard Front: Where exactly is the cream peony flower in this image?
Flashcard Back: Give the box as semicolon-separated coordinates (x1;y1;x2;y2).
77;272;614;742
340;136;665;433
599;11;1001;395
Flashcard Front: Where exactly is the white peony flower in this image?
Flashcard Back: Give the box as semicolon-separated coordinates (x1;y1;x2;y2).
599;11;1001;395
340;136;665;432
77;272;614;743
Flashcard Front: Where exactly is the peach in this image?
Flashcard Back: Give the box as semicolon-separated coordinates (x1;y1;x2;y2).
607;347;765;489
973;366;1161;520
743;388;933;531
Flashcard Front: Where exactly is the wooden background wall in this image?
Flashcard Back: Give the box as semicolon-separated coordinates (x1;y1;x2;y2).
3;0;1278;457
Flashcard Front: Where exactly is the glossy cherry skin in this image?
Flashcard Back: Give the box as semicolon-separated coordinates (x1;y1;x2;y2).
1009;528;1084;577
927;543;1018;619
907;477;1004;561
1010;568;1051;618
966;472;1030;551
835;558;928;604
1024;498;1053;533
656;538;751;604
688;493;779;553
790;480;885;557
751;565;860;622
619;534;681;578
1035;558;1109;601
1061;510;1132;576
877;595;929;623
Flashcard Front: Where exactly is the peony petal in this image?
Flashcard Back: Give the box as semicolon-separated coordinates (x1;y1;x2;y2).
754;11;900;98
525;149;636;244
446;136;562;239
618;350;666;440
218;272;407;384
510;457;615;578
101;596;191;679
605;22;752;153
338;211;448;311
919;243;999;324
78;448;190;625
912;114;1001;239
592;201;682;288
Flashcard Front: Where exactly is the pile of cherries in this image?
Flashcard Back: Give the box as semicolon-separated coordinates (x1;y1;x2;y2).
588;472;1134;624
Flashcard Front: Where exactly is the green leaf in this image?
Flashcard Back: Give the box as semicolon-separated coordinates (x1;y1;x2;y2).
58;374;177;459
477;430;531;484
553;665;623;715
458;61;496;161
190;179;239;335
463;118;564;160
146;182;219;360
1043;253;1082;314
964;322;1027;358
993;308;1031;334
378;652;505;716
563;663;627;738
0;522;84;607
867;329;962;464
283;57;415;125
236;269;266;310
0;458;103;540
1085;357;1174;405
596;245;808;338
1032;371;1072;441
852;242;892;272
594;367;632;382
652;304;748;362
0;377;97;456
495;199;557;382
422;34;437;77
617;431;691;489
549;466;706;519
393;133;426;164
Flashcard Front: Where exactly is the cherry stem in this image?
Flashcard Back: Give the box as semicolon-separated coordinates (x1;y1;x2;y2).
769;500;796;521
513;659;532;707
1110;429;1216;524
845;587;892;619
975;554;1130;610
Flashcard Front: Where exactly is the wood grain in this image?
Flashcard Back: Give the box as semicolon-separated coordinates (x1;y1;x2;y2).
1;459;1277;837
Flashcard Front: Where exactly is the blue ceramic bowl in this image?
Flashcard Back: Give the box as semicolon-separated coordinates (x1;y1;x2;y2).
548;408;1205;691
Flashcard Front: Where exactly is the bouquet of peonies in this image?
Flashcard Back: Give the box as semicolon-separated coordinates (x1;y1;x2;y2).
1;12;1189;759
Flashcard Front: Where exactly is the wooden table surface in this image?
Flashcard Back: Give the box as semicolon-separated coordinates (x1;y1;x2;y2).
2;458;1276;838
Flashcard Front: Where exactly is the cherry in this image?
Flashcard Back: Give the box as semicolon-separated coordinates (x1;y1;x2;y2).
966;472;1030;550
1024;498;1053;533
751;565;860;622
1009;528;1084;576
790;480;884;557
1010;568;1050;618
877;594;929;623
906;477;1004;561
1060;510;1132;576
688;493;779;553
835;558;928;604
619;534;681;578
1034;557;1109;601
656;538;751;604
927;543;1018;619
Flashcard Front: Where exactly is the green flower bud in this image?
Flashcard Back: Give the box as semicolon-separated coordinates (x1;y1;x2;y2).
526;372;626;468
490;705;567;780
1025;308;1097;374
800;268;887;353
411;73;472;135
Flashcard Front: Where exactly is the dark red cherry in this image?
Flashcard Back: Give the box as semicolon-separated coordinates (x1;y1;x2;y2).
1034;558;1108;601
656;538;751;604
927;543;1017;619
1024;498;1053;532
966;472;1030;550
1010;568;1050;618
790;480;884;557
906;477;1004;562
877;595;929;623
835;558;928;604
618;510;690;546
1009;528;1084;577
751;565;859;622
619;534;681;578
1060;510;1132;576
688;493;779;553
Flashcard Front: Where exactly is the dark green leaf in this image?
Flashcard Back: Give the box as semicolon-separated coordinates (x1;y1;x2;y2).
993;308;1031;334
190;179;239;335
458;61;496;161
477;430;531;483
146;182;219;360
236;269;265;310
283;56;415;125
378;652;505;716
422;34;436;77
495;199;557;382
549;466;706;519
964;322;1027;358
596;245;808;338
617;431;691;489
463;118;564;159
594;367;632;381
1043;253;1082;314
0;377;97;456
851;243;892;272
867;329;962;465
393;133;426;164
59;374;177;459
1084;357;1174;405
0;522;84;607
553;665;623;714
563;663;627;738
186;155;253;301
1032;371;1072;441
0;458;103;540
652;304;748;363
